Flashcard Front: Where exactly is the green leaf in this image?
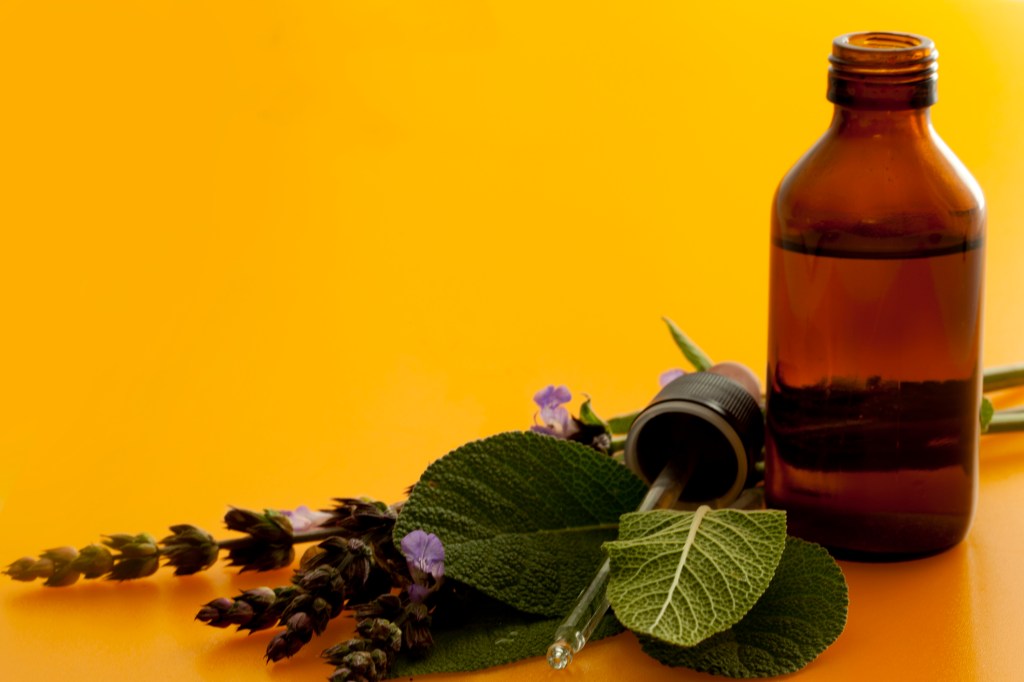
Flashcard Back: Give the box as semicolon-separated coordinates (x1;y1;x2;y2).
388;587;622;678
980;396;994;433
578;396;609;429
604;507;787;647
394;431;647;616
662;316;713;371
639;537;848;678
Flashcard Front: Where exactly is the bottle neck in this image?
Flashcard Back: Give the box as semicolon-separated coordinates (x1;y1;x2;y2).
827;75;937;111
827;32;938;111
829;106;934;138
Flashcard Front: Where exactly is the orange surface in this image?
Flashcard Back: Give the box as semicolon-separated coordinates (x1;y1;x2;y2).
1;1;1023;681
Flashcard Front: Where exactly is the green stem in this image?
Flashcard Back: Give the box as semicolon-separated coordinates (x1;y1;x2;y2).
983;364;1024;392
985;411;1024;434
216;527;346;551
606;411;639;435
609;434;627;454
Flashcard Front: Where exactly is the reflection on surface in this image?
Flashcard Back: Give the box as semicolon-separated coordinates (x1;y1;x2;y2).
836;542;978;681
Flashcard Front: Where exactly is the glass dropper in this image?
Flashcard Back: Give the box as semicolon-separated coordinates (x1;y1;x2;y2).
546;371;766;671
546;457;691;670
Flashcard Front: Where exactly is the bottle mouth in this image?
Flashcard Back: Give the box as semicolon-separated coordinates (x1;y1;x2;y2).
829;32;937;82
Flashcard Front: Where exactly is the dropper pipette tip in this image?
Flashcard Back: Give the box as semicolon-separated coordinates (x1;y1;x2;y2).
546;639;573;670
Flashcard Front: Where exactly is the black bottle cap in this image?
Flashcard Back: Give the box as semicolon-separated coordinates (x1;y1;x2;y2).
624;372;765;509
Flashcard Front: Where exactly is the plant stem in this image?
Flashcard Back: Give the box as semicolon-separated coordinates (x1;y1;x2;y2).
606;411;639;435
217;527;347;551
985;411;1024;435
983;364;1024;392
609;434;627;454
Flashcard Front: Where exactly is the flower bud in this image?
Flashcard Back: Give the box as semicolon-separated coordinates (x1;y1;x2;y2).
27;557;55;579
118;541;158;559
4;557;41;581
42;546;79;564
44;567;81;587
265;619;311;662
223;508;260;532
357;618;402;653
102;534;136;550
108;555;159;581
71;544;114;579
264;633;300;662
321;639;367;665
285;612;314;641
304;597;328;633
32;547;81;587
296;565;337;593
224;600;255;626
339;651;377;678
280;593;313;624
341;539;373;587
402;603;433;654
104;533;159;559
329;497;396;534
224;508;292;542
239;585;297;631
240;586;276;610
273;585;300;601
161;525;218;576
195;598;234;627
369;648;389;674
299;545;326;571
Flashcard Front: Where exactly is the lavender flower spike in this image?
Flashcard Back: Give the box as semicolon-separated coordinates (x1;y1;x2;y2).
531;385;579;439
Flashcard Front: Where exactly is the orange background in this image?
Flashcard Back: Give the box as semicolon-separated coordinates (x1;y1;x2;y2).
1;1;1023;680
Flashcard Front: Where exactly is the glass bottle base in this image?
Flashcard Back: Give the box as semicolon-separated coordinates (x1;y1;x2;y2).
778;503;970;561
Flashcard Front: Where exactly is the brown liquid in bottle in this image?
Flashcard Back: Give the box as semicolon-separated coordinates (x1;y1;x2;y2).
765;33;985;559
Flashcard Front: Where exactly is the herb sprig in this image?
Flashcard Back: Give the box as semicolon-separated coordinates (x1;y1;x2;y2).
5;321;1024;680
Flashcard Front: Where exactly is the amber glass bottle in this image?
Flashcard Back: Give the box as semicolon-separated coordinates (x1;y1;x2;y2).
765;32;985;559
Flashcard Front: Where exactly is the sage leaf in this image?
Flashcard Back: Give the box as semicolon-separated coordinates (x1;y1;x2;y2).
394;431;647;616
388;587;622;678
640;537;848;678
980;396;994;433
663;316;714;371
604;507;786;647
578;396;609;429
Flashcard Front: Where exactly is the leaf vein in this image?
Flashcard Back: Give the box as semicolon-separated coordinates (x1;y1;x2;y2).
650;505;710;631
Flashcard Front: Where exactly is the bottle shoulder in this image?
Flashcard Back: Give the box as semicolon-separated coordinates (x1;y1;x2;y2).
773;125;985;255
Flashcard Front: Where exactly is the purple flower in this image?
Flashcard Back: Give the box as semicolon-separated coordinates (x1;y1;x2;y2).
407;583;431;603
401;530;444;603
659;368;686;387
280;505;332;533
530;385;579;439
401;530;444;580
